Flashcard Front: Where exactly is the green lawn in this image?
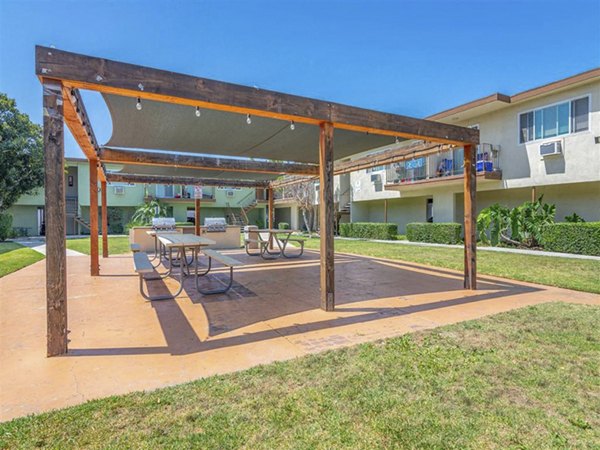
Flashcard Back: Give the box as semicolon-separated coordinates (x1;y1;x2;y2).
66;236;131;256
1;302;598;448
0;242;44;278
302;238;600;294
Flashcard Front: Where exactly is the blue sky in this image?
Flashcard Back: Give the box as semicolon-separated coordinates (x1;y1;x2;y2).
1;0;599;157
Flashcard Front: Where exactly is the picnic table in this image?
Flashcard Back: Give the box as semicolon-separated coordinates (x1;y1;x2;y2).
246;229;305;259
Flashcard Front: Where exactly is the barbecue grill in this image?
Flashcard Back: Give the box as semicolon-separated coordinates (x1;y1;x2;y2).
204;217;227;232
151;217;177;232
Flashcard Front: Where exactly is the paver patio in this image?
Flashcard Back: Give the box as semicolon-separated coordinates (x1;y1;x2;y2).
1;249;598;421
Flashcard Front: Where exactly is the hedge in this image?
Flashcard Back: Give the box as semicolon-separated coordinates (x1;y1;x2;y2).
339;222;398;240
406;222;462;245
540;222;600;256
278;222;290;230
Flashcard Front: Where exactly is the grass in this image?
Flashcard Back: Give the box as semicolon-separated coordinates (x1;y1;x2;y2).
0;242;44;278
1;302;598;448
302;238;600;294
66;236;131;255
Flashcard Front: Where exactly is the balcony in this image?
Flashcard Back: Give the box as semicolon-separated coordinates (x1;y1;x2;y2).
385;144;501;190
149;185;215;201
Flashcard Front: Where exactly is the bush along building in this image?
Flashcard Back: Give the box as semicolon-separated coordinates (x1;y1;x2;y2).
7;158;267;236
275;69;600;238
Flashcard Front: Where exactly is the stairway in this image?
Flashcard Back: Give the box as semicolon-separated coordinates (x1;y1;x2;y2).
339;202;351;214
74;215;91;231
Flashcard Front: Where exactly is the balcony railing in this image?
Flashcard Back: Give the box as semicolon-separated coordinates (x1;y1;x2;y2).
154;185;215;200
385;144;500;185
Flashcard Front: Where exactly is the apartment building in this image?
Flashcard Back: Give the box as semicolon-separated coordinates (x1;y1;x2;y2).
276;69;600;233
8;158;266;236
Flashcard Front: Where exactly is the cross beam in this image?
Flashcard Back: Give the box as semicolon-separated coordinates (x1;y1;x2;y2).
106;172;270;188
36;46;479;146
99;147;319;176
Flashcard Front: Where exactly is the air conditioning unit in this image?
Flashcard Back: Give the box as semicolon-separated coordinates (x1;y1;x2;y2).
370;174;381;183
113;186;125;195
226;190;235;197
540;140;562;157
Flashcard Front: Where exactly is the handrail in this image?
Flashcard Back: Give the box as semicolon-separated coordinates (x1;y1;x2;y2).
236;189;256;206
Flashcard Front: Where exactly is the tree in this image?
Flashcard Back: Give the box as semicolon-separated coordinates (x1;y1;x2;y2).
280;180;317;234
0;93;44;212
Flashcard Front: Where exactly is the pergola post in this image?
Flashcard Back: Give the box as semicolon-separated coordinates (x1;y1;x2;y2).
195;197;201;235
89;160;99;275
319;122;335;311
267;186;275;249
43;80;68;356
463;144;477;289
101;179;108;258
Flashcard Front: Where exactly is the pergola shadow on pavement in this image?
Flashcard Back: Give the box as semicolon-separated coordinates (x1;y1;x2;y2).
37;46;479;356
2;249;599;420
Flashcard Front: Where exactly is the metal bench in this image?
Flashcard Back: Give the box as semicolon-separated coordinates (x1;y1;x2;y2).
244;238;280;259
130;243;141;253
197;249;243;294
281;238;305;258
133;252;183;301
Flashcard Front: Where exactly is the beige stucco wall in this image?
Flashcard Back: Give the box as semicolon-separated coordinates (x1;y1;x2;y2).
451;80;600;188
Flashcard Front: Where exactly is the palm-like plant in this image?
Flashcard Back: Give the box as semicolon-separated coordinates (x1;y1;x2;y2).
131;200;168;226
477;196;555;248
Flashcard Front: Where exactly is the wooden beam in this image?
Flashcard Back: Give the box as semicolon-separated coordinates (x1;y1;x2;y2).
319;122;335;311
384;199;388;223
101;180;108;258
44;80;68;357
270;141;455;189
89;160;99;276
106;172;270;188
195;198;201;235
99;147;319;176
36;46;479;146
61;86;99;161
463;144;476;290
268;187;275;249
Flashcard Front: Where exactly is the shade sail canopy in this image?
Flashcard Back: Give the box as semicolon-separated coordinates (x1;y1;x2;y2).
102;93;399;164
104;161;279;181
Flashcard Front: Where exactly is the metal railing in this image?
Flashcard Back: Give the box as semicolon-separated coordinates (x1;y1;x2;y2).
385;143;500;185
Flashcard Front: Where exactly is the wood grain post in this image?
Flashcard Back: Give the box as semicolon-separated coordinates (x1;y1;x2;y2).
319;122;335;311
43;80;68;356
195;198;201;235
101;179;108;258
268;187;275;249
384;199;388;223
89;160;99;275
463;144;477;290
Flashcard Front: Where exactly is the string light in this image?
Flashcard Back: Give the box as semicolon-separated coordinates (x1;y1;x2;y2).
290;120;295;131
195;106;201;117
246;114;252;125
395;136;400;144
136;97;142;111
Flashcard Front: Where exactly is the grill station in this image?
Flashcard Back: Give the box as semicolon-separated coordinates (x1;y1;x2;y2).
151;217;177;232
204;217;227;233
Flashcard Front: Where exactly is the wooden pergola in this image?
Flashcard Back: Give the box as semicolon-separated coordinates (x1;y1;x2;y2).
36;46;479;357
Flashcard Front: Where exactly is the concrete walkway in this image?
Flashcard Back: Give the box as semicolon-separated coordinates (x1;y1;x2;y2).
1;250;598;421
13;237;86;256
336;237;600;261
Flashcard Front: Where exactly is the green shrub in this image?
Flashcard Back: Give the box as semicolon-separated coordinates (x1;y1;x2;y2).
0;213;12;241
406;222;462;244
278;222;290;230
339;222;397;240
540;222;600;256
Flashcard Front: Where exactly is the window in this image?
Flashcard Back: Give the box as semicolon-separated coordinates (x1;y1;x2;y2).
366;166;384;173
519;96;589;143
572;97;589;132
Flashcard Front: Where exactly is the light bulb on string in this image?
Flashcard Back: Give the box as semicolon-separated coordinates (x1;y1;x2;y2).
195;106;201;117
290;121;295;131
246;114;252;125
136;97;142;111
